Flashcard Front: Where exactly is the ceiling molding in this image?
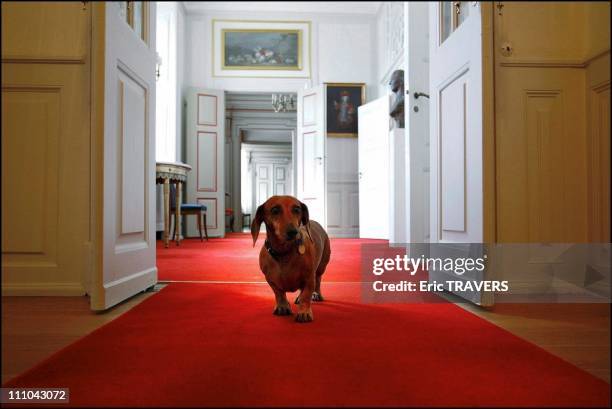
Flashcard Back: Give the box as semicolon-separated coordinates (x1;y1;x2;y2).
181;1;381;16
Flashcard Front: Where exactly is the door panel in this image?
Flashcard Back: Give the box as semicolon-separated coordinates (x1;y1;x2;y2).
186;88;225;237
1;2;90;296
494;2;591;243
91;2;157;310
256;163;272;206
439;72;467;233
297;86;326;226
273;164;290;195
120;71;147;235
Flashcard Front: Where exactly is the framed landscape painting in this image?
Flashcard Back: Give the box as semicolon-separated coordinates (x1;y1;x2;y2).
213;20;311;78
222;29;302;70
325;83;366;137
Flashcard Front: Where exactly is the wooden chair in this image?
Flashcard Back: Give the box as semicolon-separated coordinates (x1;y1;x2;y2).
169;184;208;242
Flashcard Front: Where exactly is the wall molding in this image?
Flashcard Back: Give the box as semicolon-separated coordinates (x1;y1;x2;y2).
1;56;86;64
197;197;218;230
377;2;404;86
499;49;611;68
196;131;218;192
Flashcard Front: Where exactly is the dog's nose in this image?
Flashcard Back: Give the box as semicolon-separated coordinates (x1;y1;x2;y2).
286;228;298;240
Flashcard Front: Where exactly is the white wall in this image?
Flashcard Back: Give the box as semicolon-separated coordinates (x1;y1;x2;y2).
375;2;404;98
156;2;189;233
181;7;377;237
177;3;187;161
184;10;377;99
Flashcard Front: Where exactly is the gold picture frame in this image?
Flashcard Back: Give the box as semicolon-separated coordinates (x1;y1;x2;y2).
325;83;366;138
221;28;303;71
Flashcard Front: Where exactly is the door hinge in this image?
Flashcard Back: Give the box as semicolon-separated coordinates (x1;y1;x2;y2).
496;2;504;16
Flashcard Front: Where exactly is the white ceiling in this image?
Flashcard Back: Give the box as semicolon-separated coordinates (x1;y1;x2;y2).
181;1;382;15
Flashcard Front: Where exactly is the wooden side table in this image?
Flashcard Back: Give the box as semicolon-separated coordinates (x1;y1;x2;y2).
156;161;192;248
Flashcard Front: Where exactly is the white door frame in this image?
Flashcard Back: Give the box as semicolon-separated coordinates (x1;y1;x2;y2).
403;2;431;246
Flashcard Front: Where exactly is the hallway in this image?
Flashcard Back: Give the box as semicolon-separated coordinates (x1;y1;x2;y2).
3;237;610;406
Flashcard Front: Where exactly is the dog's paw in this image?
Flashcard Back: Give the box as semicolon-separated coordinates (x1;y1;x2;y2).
295;309;313;323
311;292;324;302
273;305;293;316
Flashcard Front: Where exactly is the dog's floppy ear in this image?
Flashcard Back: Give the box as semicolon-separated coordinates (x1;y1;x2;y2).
299;201;313;242
251;204;265;247
299;200;310;226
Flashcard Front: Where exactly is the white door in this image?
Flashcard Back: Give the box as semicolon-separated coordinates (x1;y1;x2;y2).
186;88;225;237
296;86;326;226
254;162;291;208
91;2;157;310
273;163;291;196
357;96;390;239
429;2;490;305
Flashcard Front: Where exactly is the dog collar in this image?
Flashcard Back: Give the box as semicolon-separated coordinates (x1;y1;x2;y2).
265;234;305;261
264;239;283;260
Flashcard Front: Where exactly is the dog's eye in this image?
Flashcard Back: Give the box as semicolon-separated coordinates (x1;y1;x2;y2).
271;207;281;215
292;206;301;214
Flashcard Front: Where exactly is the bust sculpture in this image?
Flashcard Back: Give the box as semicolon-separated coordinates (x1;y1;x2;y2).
389;69;405;129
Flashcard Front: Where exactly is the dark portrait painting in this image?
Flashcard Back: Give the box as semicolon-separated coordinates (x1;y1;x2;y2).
326;83;365;137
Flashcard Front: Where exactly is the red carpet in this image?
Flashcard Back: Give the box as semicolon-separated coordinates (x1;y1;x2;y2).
157;233;384;282
4;282;610;407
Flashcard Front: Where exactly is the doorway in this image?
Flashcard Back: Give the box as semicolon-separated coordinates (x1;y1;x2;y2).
225;92;297;233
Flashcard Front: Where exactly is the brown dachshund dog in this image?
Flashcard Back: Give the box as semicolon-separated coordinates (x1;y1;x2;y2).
251;195;331;323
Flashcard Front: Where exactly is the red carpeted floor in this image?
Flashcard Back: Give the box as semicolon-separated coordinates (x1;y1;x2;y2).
4;237;610;407
157;233;384;282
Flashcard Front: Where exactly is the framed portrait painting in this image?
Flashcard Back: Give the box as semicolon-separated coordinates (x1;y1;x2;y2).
325;83;366;137
213;20;311;78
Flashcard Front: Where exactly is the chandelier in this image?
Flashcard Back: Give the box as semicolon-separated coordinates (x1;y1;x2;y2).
271;94;295;112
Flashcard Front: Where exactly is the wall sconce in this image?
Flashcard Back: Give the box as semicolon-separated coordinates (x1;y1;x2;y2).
271;94;295;112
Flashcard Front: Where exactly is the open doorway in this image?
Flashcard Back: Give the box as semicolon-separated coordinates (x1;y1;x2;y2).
224;92;297;233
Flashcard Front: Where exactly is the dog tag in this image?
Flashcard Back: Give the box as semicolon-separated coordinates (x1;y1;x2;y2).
298;244;306;255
